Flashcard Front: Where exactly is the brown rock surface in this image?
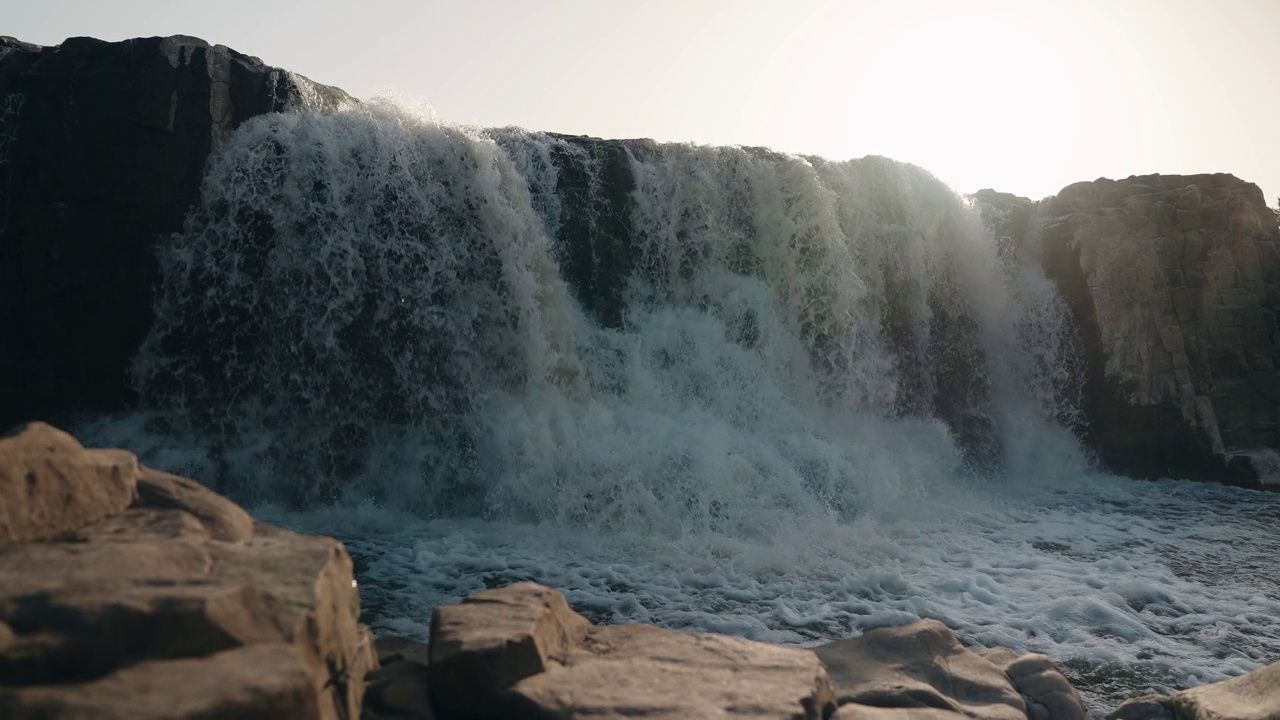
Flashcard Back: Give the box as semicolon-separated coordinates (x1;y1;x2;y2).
1108;660;1280;720
0;424;376;719
427;582;836;719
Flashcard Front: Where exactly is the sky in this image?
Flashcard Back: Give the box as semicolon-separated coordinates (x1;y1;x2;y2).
8;0;1280;203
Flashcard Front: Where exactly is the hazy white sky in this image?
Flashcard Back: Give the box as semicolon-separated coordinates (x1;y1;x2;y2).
9;0;1280;202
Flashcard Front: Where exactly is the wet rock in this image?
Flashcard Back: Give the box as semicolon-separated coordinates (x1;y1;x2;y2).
1108;661;1280;720
427;582;837;719
0;425;376;719
0;34;351;430
1107;696;1176;719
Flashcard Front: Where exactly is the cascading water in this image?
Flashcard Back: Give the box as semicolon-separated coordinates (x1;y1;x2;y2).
78;100;1280;714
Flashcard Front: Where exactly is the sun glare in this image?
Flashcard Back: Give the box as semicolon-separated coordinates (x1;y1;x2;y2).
835;4;1091;197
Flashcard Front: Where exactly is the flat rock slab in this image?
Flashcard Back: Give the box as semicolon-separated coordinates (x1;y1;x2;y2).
428;582;835;719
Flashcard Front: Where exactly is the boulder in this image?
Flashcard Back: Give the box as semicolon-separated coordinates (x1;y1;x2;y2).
427;582;837;719
815;620;1083;720
0;34;351;430
1108;660;1280;720
0;424;377;719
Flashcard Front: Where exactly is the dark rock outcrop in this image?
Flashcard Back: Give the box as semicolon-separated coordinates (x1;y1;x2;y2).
977;174;1280;487
0;35;350;431
0;423;377;719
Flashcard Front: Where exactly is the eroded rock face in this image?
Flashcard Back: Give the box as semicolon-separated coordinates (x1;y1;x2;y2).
1108;660;1280;720
0;424;376;719
427;582;837;719
979;174;1280;486
816;620;1084;720
0;34;351;430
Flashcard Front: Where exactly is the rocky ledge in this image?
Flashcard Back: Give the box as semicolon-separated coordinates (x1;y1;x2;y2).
0;423;377;718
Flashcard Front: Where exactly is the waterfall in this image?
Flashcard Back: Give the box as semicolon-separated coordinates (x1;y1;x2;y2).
129;99;1083;526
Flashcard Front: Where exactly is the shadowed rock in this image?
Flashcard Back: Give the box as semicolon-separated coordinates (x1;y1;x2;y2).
0;34;351;430
364;636;434;719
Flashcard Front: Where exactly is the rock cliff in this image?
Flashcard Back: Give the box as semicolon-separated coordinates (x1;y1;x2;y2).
0;35;350;431
979;175;1280;486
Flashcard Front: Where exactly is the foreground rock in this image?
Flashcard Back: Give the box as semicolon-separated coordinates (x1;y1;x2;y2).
1109;661;1280;720
0;423;377;719
364;636;434;719
420;582;1084;720
0;35;351;430
979;174;1280;487
428;582;836;719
